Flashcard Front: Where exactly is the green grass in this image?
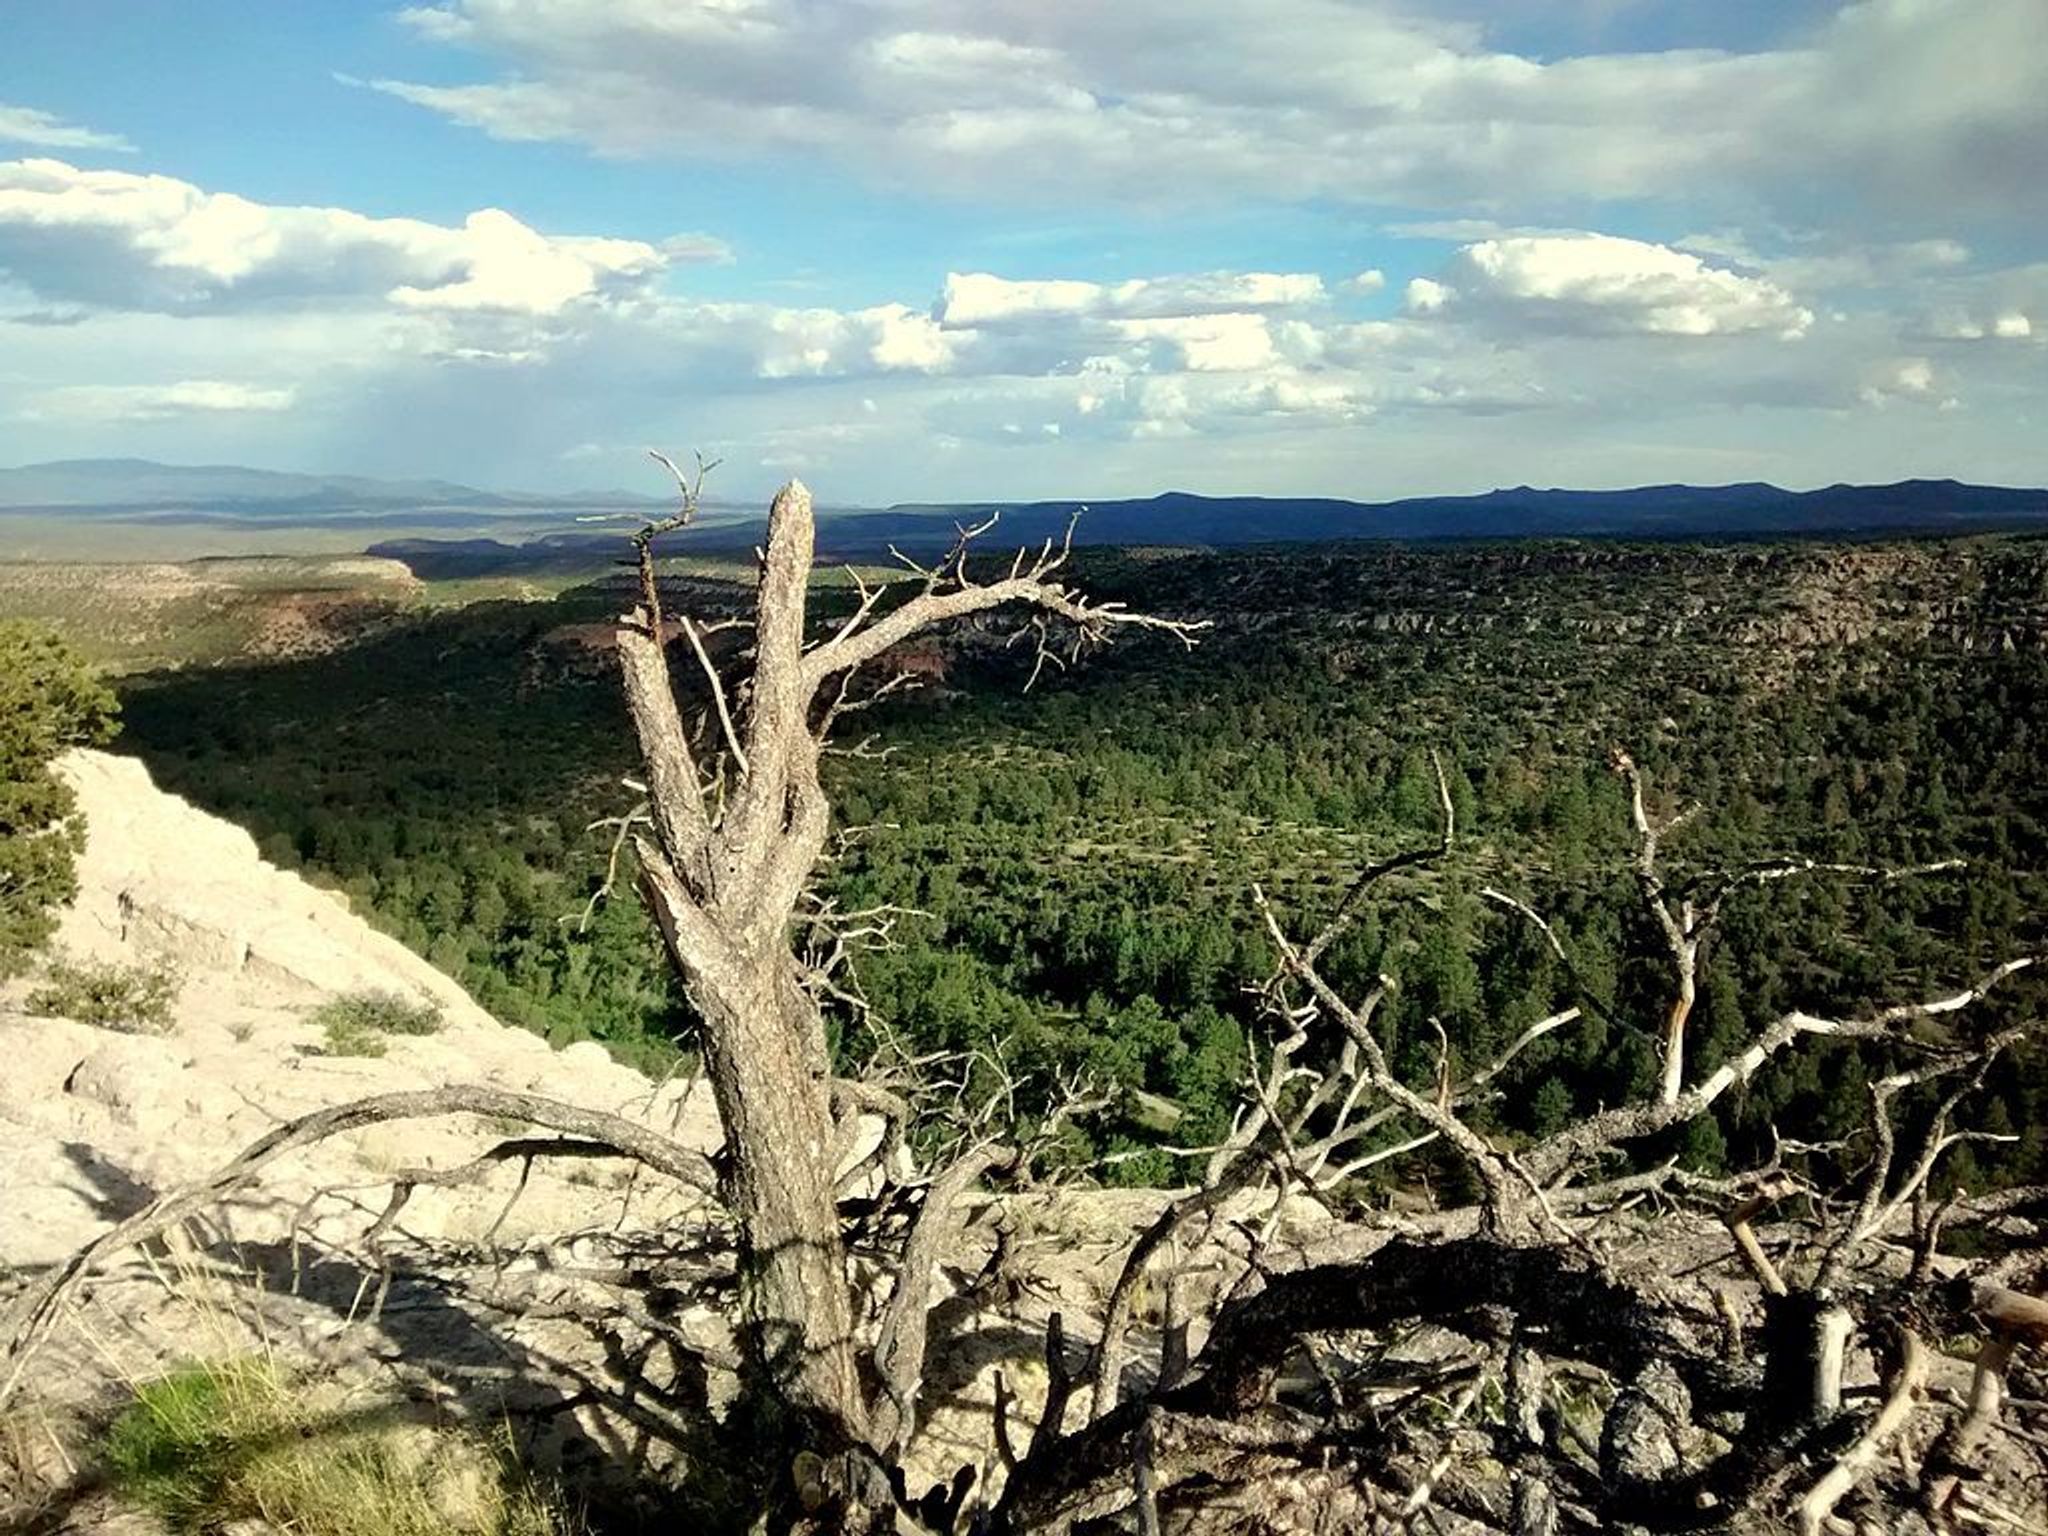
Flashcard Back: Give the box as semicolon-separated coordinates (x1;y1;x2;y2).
103;1358;573;1536
101;1359;250;1525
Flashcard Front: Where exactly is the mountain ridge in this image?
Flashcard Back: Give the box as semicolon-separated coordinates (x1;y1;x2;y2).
0;456;663;510
851;479;2048;546
6;458;2044;558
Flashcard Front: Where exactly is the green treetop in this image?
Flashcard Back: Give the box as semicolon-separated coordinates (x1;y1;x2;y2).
1;622;119;976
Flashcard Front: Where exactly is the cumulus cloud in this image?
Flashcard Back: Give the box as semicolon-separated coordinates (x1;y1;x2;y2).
0;103;132;153
1858;357;1958;410
22;379;297;422
368;0;2048;234
0;156;1364;403
929;338;1549;449
1926;309;2035;342
912;270;1348;383
1406;233;1812;338
589;300;960;383
0;158;666;316
1110;314;1284;373
1911;262;2046;344
2;137;2036;500
1404;278;1451;315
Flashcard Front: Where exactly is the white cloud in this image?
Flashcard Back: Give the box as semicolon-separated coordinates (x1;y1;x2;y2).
0;104;133;153
1928;309;2037;342
370;0;2048;234
662;300;959;381
937;271;1324;328
1858;357;1958;410
0;158;667;316
1409;233;1812;338
1912;260;2047;344
1111;313;1283;372
660;231;735;266
863;304;955;372
22;379;297;422
1404;277;1451;315
1675;230;1973;292
3;143;2041;502
387;212;661;312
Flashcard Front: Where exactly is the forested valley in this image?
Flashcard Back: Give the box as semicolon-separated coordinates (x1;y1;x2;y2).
114;533;2048;1192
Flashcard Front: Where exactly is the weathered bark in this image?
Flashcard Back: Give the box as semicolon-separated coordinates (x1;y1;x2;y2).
1796;1328;1928;1536
687;942;865;1440
1659;965;1698;1105
619;482;866;1442
613;477;1202;1471
870;1139;1017;1452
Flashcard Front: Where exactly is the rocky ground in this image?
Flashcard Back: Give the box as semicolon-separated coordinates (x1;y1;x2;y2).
0;752;1206;1532
0;751;736;1529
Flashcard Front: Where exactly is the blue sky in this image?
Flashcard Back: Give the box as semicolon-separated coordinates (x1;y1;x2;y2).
1;1;2042;504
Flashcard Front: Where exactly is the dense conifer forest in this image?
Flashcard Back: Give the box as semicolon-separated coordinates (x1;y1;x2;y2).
113;534;2048;1189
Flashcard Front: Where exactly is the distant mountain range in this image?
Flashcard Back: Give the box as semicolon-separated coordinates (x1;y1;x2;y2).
0;457;661;512
838;479;2048;548
372;478;2048;576
4;460;2044;566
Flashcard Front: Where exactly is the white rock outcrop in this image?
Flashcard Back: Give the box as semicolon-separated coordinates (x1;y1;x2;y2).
52;748;510;1019
1;747;722;1308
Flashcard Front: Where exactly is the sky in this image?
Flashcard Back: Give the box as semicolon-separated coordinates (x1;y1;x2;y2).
0;0;2043;505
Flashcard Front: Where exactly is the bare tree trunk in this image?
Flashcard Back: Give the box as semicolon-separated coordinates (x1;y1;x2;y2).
620;482;868;1443
669;926;865;1441
1659;949;1697;1105
613;474;1201;1465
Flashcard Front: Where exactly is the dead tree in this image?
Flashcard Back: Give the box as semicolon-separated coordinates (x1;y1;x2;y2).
0;467;1200;1522
1605;746;1963;1104
610;468;1200;1477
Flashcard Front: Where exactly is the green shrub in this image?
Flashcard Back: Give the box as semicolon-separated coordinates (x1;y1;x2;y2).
319;1015;388;1057
310;989;443;1057
0;622;118;978
103;1357;572;1536
27;954;180;1033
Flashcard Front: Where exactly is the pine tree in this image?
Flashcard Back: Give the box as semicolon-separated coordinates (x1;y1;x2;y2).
0;622;118;976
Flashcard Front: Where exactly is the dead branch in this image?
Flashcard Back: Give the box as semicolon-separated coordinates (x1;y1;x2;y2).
801;509;1206;694
1723;1175;1798;1298
0;1085;719;1408
1608;747;1970;1106
1796;1327;1930;1536
870;1140;1017;1453
1523;956;2037;1186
